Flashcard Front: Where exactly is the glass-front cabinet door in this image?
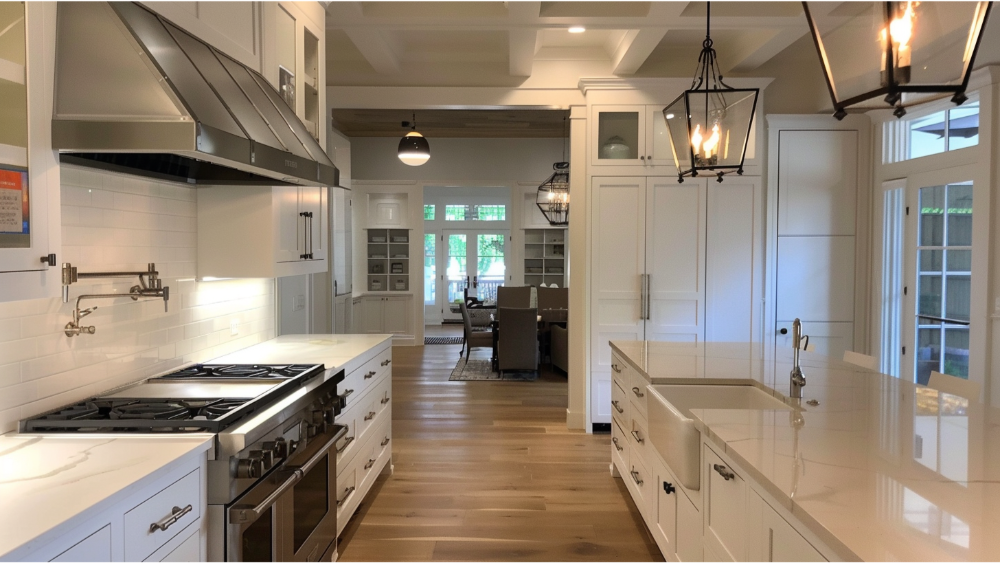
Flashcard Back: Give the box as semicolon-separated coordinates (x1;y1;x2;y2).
592;106;644;165
0;2;32;261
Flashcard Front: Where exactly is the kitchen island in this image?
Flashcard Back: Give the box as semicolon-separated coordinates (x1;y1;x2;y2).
610;340;1000;562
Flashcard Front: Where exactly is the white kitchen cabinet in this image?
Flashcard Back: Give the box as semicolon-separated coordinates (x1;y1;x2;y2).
523;228;566;288
51;526;111;562
676;484;703;562
752;498;826;562
197;185;328;279
358;295;413;339
367;193;409;228
705;445;747;561
591;105;674;168
650;456;678;560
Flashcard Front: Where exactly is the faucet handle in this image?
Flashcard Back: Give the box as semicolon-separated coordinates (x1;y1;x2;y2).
79;306;97;319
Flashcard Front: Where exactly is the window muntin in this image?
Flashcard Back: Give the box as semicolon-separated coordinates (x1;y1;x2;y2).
424;234;435;306
424;204;435;220
443;204;506;221
906;101;979;160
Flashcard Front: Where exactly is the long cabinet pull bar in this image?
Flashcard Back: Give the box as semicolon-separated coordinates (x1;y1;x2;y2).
335;436;355;453
611;400;624;414
631;430;644;444
336;486;356;507
364;457;377;470
631;386;645;398
630;468;643;486
639;274;646;322
713;464;736;481
150;504;193;533
645;274;651;320
612;437;623;452
299;212;309;260
381;437;390;447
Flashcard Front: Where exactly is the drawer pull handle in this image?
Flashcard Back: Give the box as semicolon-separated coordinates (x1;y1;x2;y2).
336;486;356;507
365;411;376;421
381;436;390;447
611;363;622;373
612;437;623;452
630;468;643;486
381;396;391;405
339;388;354;401
364;371;376;379
713;464;735;481
663;481;675;494
336;436;355;453
611;400;624;414
365;457;377;470
631;386;645;398
631;430;644;444
381;359;391;366
149;504;193;533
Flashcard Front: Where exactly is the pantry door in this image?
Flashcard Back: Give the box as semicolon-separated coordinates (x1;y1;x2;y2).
439;230;509;322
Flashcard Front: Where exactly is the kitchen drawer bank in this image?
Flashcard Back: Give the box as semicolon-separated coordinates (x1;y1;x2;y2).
212;334;394;538
0;435;212;562
609;340;1000;562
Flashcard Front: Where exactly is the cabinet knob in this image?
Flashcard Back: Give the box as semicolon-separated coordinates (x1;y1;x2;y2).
639;155;645;160
663;481;675;494
40;254;56;267
779;328;788;335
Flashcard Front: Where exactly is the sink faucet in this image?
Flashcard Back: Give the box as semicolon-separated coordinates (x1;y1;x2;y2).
790;318;806;399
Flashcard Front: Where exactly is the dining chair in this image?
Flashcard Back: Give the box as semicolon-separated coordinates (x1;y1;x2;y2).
497;307;539;376
496;286;531;309
842;350;878;371
537;286;568;311
927;370;981;402
460;302;493;361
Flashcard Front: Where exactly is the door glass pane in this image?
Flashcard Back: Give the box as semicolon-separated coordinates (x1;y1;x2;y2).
946;184;973;246
918;186;945;246
476;234;505;302
597;111;639;160
917;327;941;385
918;250;942;272
909;111;947;159
293;455;328;551
447;234;467;307
917;275;941;317
947;250;971;272
945;275;970;322
944;329;970;379
242;506;273;562
424;234;436;306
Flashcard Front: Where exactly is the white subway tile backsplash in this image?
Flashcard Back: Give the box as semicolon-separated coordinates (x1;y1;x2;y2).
0;166;276;434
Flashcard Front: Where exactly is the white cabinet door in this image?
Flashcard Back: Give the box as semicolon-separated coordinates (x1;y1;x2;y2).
645;105;674;167
759;502;826;562
383;296;411;336
676;486;703;562
707;178;761;342
645;177;706;343
360;297;383;334
705;447;747;562
300;186;327;261
51;525;111;562
274;186;303;263
650;456;678;560
592;106;646;166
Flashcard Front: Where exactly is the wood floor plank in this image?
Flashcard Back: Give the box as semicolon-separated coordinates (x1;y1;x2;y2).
338;338;661;562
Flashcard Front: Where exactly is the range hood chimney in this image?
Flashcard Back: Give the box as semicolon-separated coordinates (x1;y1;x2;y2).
52;2;337;187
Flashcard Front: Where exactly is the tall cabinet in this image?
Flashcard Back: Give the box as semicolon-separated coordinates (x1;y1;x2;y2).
589;176;762;424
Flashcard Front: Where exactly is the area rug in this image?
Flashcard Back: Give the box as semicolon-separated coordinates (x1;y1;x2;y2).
424;336;463;345
449;359;537;381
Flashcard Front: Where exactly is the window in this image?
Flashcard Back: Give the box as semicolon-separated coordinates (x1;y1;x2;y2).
424;234;435;306
424;205;435;220
914;183;972;384
907;102;979;160
443;204;506;221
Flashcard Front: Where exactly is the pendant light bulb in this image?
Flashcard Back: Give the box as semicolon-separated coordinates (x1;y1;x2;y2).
398;113;430;166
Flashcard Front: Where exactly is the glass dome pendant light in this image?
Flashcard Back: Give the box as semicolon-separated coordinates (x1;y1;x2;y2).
398;112;430;166
662;2;759;183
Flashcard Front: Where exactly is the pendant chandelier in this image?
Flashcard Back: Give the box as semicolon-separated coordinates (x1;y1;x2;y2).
536;162;570;226
803;2;992;119
397;113;430;166
662;2;759;183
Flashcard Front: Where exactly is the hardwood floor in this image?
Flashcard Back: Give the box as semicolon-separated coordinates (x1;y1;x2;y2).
338;331;662;562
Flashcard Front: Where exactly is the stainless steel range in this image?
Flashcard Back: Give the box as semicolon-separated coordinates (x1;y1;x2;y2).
21;363;349;562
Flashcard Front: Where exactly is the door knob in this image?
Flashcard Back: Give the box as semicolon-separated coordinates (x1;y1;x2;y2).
779;328;788;335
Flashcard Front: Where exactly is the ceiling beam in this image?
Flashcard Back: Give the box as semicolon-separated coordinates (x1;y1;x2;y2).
610;28;668;75
726;28;810;73
343;29;401;74
509;29;539;77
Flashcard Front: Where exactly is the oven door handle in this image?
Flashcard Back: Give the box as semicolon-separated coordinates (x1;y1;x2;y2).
228;424;348;525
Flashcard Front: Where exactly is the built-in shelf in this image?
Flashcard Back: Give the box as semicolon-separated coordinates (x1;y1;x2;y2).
368;229;409;292
524;228;566;288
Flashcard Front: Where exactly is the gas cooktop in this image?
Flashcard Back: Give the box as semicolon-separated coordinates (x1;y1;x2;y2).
21;363;326;433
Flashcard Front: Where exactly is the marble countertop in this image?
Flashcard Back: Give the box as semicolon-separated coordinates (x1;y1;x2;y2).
610;340;1000;562
210;334;393;375
0;435;213;560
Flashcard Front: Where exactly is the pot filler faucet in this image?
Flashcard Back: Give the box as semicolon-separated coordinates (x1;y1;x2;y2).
62;263;169;337
790;318;806;399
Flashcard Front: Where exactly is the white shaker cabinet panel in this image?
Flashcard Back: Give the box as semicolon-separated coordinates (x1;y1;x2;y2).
758;501;826;562
51;525;112;562
705;446;748;561
706;179;761;342
275;186;303;263
777;130;858;237
776;236;856;323
645;178;706;343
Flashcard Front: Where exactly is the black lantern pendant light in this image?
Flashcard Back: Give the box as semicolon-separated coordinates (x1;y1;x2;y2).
803;2;992;119
536;116;570;226
662;2;759;183
398;113;430;166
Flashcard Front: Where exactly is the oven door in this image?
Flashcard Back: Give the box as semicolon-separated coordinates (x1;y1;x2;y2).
227;424;348;562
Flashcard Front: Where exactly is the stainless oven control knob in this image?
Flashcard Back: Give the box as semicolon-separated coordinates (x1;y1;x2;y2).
272;438;289;458
235;457;263;479
258;448;275;470
311;409;325;426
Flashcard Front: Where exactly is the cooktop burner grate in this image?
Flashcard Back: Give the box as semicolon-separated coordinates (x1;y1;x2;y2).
159;364;318;380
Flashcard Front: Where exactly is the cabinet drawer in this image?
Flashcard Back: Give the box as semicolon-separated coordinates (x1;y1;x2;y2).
628;368;648;419
611;418;628;470
144;520;200;562
626;455;652;519
124;468;201;562
334;413;359;470
611;353;629;390
52;525;111;562
611;379;629;427
335;463;359;534
705;447;747;562
629;410;650;465
760;501;826;562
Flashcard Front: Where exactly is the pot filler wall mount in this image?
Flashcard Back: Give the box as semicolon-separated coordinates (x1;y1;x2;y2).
61;262;169;337
52;2;338;188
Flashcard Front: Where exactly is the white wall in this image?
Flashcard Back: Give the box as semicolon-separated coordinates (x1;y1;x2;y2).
350;137;566;183
0;166;275;434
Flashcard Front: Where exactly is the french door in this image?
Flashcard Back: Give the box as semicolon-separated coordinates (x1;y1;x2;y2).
436;230;508;322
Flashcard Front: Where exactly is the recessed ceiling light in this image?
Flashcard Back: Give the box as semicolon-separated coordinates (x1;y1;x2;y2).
568;26;586;33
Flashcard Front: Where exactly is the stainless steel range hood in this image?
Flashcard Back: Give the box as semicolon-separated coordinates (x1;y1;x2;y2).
52;2;337;187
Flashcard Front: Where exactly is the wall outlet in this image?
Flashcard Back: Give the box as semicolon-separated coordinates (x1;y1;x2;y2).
230;319;239;336
294;294;306;311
